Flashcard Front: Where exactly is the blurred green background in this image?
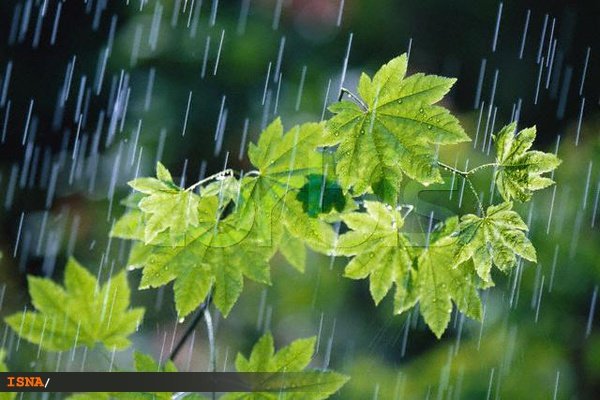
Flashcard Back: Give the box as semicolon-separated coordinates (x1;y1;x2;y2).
0;0;599;398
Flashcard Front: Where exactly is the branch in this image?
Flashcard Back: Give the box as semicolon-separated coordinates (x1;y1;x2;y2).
204;306;216;373
438;161;468;177
168;295;212;362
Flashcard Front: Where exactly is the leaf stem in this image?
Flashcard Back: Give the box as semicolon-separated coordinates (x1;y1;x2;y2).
169;295;212;361
245;170;261;177
438;161;485;215
465;178;485;216
338;87;368;111
467;163;498;174
186;169;235;192
438;161;468;177
437;161;497;176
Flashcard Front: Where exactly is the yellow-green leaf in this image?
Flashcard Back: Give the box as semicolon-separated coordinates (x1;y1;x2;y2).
323;54;469;200
128;163;202;244
455;202;536;283
417;218;483;337
493;123;561;202
5;258;144;352
222;333;348;400
336;201;415;307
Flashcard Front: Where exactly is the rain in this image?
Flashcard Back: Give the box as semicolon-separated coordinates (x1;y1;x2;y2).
0;0;598;399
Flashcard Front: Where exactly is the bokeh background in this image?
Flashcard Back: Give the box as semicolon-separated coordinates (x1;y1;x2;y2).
0;0;599;398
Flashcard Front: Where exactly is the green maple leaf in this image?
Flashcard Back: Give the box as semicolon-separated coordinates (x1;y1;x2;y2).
296;174;346;217
242;118;335;255
67;353;205;400
111;209;146;242
278;228;307;272
122;196;272;319
0;349;8;372
222;333;348;400
113;120;333;320
5;258;144;352
69;394;204;400
129;162;201;244
0;349;15;400
132;351;178;372
493;123;561;202
322;54;469;203
416;217;483;338
454;202;536;284
241;118;324;244
335;201;417;313
201;174;241;204
282;193;337;254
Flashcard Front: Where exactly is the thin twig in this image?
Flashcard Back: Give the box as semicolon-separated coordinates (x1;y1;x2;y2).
438;161;485;215
465;177;485;216
438;161;468;177
467;163;498;175
338;87;368;111
438;161;497;176
186;169;235;192
169;295;212;361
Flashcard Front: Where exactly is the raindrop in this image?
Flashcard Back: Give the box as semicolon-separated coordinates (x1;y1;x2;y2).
575;97;585;145
144;68;156;111
295;65;307;111
213;29;225;76
237;0;251;35
49;1;62;45
338;33;354;96
491;2;503;52
553;370;561;400
201;35;211;79
21;99;34;146
1;100;11;143
586;286;598;337
209;0;219;27
591;180;600;228
272;0;283;30
320;79;332;121
273;36;286;83
545;18;556;68
518;9;531;59
536;14;549;64
261;62;272;105
182;91;193;137
149;2;164;49
578;47;591;95
556;66;572;120
336;0;345;27
171;0;182;27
